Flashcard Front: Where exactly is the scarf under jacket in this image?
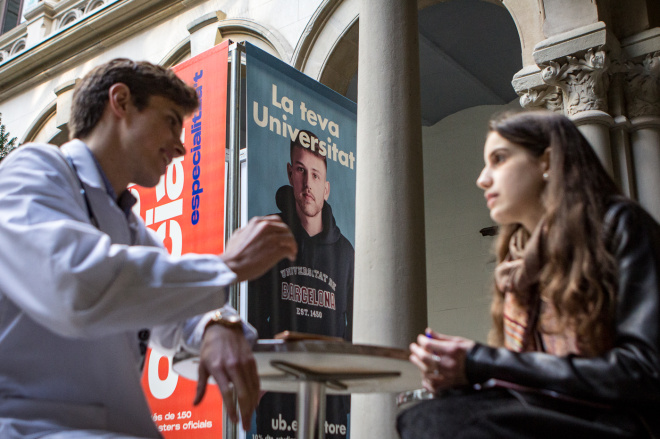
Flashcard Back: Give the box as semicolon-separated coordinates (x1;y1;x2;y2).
494;220;580;356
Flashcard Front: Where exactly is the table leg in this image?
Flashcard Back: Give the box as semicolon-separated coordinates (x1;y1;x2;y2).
296;381;327;439
223;393;237;439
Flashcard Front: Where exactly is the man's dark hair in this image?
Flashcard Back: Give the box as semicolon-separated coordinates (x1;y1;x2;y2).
69;58;199;139
290;129;327;168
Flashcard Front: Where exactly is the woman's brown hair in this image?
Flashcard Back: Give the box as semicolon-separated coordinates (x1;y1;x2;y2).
487;110;621;356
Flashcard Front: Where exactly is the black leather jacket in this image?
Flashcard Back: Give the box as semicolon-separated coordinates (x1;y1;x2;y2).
466;199;660;434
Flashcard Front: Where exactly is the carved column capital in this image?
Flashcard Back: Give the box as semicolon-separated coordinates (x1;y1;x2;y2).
540;48;610;116
518;85;563;112
624;51;660;119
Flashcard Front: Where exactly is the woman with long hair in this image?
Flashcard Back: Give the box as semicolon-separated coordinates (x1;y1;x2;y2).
398;110;660;438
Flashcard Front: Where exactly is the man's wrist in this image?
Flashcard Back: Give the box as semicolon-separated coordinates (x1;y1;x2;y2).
204;309;243;332
219;254;242;282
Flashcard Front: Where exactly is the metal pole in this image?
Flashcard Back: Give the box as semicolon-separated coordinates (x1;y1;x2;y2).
226;43;242;300
223;41;244;439
296;382;327;439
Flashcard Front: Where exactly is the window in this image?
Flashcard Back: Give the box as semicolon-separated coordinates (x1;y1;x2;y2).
1;0;24;34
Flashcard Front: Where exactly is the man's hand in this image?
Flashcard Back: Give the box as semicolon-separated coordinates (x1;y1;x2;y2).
194;324;259;431
221;215;297;282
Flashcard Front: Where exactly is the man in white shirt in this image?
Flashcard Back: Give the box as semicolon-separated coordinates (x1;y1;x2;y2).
0;58;297;438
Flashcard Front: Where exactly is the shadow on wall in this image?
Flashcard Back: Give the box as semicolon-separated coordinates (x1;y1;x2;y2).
423;100;520;343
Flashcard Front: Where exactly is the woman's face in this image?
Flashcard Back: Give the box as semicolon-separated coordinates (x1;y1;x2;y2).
476;131;548;232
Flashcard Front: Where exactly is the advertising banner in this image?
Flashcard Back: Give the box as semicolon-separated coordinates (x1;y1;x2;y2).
245;42;357;439
131;41;229;438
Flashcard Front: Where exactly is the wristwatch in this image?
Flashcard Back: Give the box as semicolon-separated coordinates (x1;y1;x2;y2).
205;309;243;331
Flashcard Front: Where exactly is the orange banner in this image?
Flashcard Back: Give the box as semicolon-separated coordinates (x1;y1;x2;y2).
130;41;229;438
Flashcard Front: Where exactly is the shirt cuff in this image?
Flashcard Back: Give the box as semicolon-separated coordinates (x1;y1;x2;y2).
182;304;258;356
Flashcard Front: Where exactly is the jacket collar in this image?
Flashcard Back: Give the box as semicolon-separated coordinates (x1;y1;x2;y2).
60;139;137;244
60;139;108;193
60;139;136;217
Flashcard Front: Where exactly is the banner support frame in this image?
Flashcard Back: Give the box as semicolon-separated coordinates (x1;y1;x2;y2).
224;40;246;439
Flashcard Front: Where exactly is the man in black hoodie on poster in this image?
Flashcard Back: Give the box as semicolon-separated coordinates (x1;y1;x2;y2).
248;129;354;438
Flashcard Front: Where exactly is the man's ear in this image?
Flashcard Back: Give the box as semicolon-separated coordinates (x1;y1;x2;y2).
324;181;330;201
107;83;132;118
287;162;293;185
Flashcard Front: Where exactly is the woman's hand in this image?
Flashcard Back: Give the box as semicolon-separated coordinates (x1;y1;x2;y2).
409;328;475;394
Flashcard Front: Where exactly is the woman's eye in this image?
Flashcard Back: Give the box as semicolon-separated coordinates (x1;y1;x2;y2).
492;154;506;164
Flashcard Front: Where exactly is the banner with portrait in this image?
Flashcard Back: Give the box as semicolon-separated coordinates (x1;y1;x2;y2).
245;42;357;439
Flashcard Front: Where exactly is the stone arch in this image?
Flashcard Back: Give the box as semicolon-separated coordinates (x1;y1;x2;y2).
11;38;26;55
159;37;192;68
84;0;107;15
498;0;546;67
184;12;292;61
217;18;292;61
59;9;82;29
292;0;359;92
298;0;523;106
317;17;358;97
21;100;64;145
499;0;608;67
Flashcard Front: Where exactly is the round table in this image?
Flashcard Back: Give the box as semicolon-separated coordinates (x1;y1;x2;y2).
173;339;421;439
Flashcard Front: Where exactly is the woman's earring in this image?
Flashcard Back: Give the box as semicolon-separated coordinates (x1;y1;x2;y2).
543;172;549;180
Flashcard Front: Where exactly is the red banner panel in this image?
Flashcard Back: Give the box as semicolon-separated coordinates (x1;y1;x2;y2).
130;41;229;438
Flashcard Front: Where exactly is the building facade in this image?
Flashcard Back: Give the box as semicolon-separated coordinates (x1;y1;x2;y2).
0;1;658;438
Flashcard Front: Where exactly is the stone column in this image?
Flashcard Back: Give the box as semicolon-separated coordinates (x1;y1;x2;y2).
630;116;660;221
352;1;427;438
570;110;615;173
608;69;635;197
624;49;660;222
